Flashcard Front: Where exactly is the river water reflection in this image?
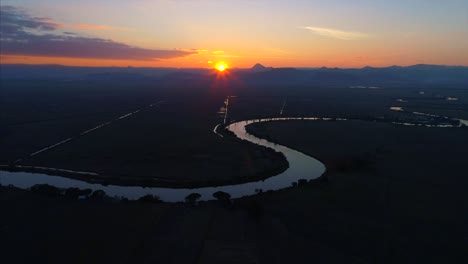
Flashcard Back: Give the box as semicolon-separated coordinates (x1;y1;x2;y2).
0;118;326;202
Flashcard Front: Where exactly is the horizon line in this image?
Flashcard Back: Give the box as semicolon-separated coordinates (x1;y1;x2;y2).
1;63;468;70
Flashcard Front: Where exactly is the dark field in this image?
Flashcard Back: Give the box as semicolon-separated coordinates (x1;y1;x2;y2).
2;119;467;263
2;78;467;186
1;0;468;260
1;68;468;263
1;80;291;186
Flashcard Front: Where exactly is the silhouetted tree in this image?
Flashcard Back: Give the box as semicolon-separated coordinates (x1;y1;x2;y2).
297;179;308;186
30;184;61;197
185;193;201;204
212;191;232;206
138;194;161;203
64;187;81;199
90;190;106;200
82;189;93;196
213;191;231;201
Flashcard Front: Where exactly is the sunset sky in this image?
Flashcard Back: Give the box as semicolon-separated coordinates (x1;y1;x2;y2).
1;0;467;68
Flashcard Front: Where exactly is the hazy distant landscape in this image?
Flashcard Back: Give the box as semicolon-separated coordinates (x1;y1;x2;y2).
2;64;467;185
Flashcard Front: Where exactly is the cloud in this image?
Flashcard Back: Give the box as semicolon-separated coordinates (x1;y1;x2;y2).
1;35;195;60
0;6;195;60
301;26;368;40
72;24;113;30
212;50;224;54
265;48;289;55
71;24;128;31
0;5;62;33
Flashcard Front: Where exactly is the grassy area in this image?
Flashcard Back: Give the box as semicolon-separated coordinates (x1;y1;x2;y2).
245;120;468;263
2;119;467;263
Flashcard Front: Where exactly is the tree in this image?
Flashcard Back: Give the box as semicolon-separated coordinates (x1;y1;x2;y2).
213;191;231;201
185;193;201;204
64;187;82;199
82;189;93;196
30;184;61;197
297;179;308;186
90;190;106;200
138;194;161;203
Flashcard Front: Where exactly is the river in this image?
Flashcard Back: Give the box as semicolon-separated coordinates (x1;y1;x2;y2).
0;118;326;202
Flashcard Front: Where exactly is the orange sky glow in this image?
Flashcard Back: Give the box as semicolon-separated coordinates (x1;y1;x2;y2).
1;1;467;68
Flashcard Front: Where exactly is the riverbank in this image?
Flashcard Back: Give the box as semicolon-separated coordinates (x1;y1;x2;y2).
2;119;467;263
2;116;327;202
3;99;292;189
1;124;289;189
244;119;468;262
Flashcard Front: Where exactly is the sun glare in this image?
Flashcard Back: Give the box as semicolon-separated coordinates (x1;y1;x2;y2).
215;62;228;72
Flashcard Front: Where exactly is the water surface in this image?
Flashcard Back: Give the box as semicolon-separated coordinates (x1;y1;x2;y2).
0;118;326;202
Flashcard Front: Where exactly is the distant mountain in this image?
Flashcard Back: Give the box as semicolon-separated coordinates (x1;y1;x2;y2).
160;71;212;82
250;63;272;72
1;64;467;87
84;72;151;81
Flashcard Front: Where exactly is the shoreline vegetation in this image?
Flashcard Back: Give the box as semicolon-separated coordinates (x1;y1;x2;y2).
245;121;375;175
0;125;289;189
2;112;464;192
2;117;467;262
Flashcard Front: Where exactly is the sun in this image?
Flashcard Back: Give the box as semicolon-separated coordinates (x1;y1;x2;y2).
217;64;226;71
215;62;228;72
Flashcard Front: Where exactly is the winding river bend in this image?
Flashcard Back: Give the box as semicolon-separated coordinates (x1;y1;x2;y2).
0;118;326;202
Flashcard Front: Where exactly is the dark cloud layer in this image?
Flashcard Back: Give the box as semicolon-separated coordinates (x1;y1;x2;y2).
0;6;194;60
0;6;61;33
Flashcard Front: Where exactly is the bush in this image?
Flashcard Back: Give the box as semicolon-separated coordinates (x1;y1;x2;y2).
185;193;201;204
64;187;82;199
138;194;161;203
212;191;231;201
297;179;308;186
82;189;93;196
30;184;61;197
90;190;106;200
